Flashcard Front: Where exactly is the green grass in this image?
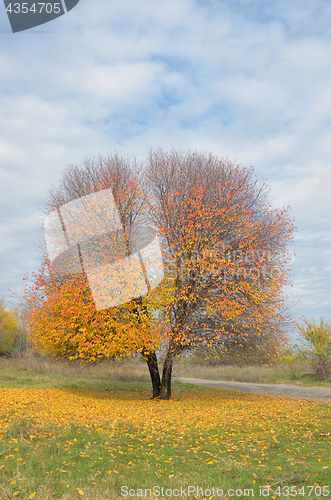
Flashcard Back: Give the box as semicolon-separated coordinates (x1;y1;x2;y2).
0;357;330;499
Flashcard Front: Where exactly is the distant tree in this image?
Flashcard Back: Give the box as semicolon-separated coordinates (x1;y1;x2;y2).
297;317;331;380
0;298;20;355
22;149;296;399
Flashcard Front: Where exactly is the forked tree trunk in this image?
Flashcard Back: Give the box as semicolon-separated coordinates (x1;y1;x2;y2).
159;350;175;400
144;342;179;400
133;295;161;398
143;350;161;398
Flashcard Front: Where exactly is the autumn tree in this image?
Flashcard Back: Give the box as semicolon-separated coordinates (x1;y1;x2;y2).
22;149;296;399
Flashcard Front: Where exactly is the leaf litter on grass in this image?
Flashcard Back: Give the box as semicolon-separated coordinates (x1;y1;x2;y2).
0;385;330;498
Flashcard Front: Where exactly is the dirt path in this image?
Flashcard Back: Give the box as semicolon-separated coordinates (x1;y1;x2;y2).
174;377;331;403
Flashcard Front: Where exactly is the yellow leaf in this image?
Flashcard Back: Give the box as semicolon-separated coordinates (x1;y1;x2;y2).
29;494;37;499
168;474;174;478
11;480;16;485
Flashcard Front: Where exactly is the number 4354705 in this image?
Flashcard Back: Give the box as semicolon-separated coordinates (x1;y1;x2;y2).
6;3;62;14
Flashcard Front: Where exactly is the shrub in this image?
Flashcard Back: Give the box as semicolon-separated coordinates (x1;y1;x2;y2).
281;345;300;379
296;317;331;380
0;298;20;355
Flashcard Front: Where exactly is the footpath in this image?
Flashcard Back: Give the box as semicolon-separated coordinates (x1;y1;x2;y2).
174;377;331;403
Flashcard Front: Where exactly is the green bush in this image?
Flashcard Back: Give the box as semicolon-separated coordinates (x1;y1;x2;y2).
8;327;28;357
0;298;20;355
296;317;331;380
281;345;300;379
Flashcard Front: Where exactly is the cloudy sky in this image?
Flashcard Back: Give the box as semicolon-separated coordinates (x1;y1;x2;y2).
0;0;330;339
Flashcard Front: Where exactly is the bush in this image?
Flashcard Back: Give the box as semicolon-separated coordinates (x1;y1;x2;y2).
281;346;300;379
296;317;331;380
0;298;20;355
8;328;28;357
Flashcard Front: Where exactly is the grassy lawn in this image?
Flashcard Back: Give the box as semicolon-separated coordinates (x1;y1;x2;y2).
0;359;330;499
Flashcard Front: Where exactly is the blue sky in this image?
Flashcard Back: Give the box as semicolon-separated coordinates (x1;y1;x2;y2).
0;0;330;340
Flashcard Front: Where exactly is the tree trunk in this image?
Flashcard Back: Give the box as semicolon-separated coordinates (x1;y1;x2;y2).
143;350;161;398
159;350;175;400
132;295;161;399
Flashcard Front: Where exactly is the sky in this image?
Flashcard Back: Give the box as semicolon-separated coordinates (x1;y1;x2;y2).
0;0;330;341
